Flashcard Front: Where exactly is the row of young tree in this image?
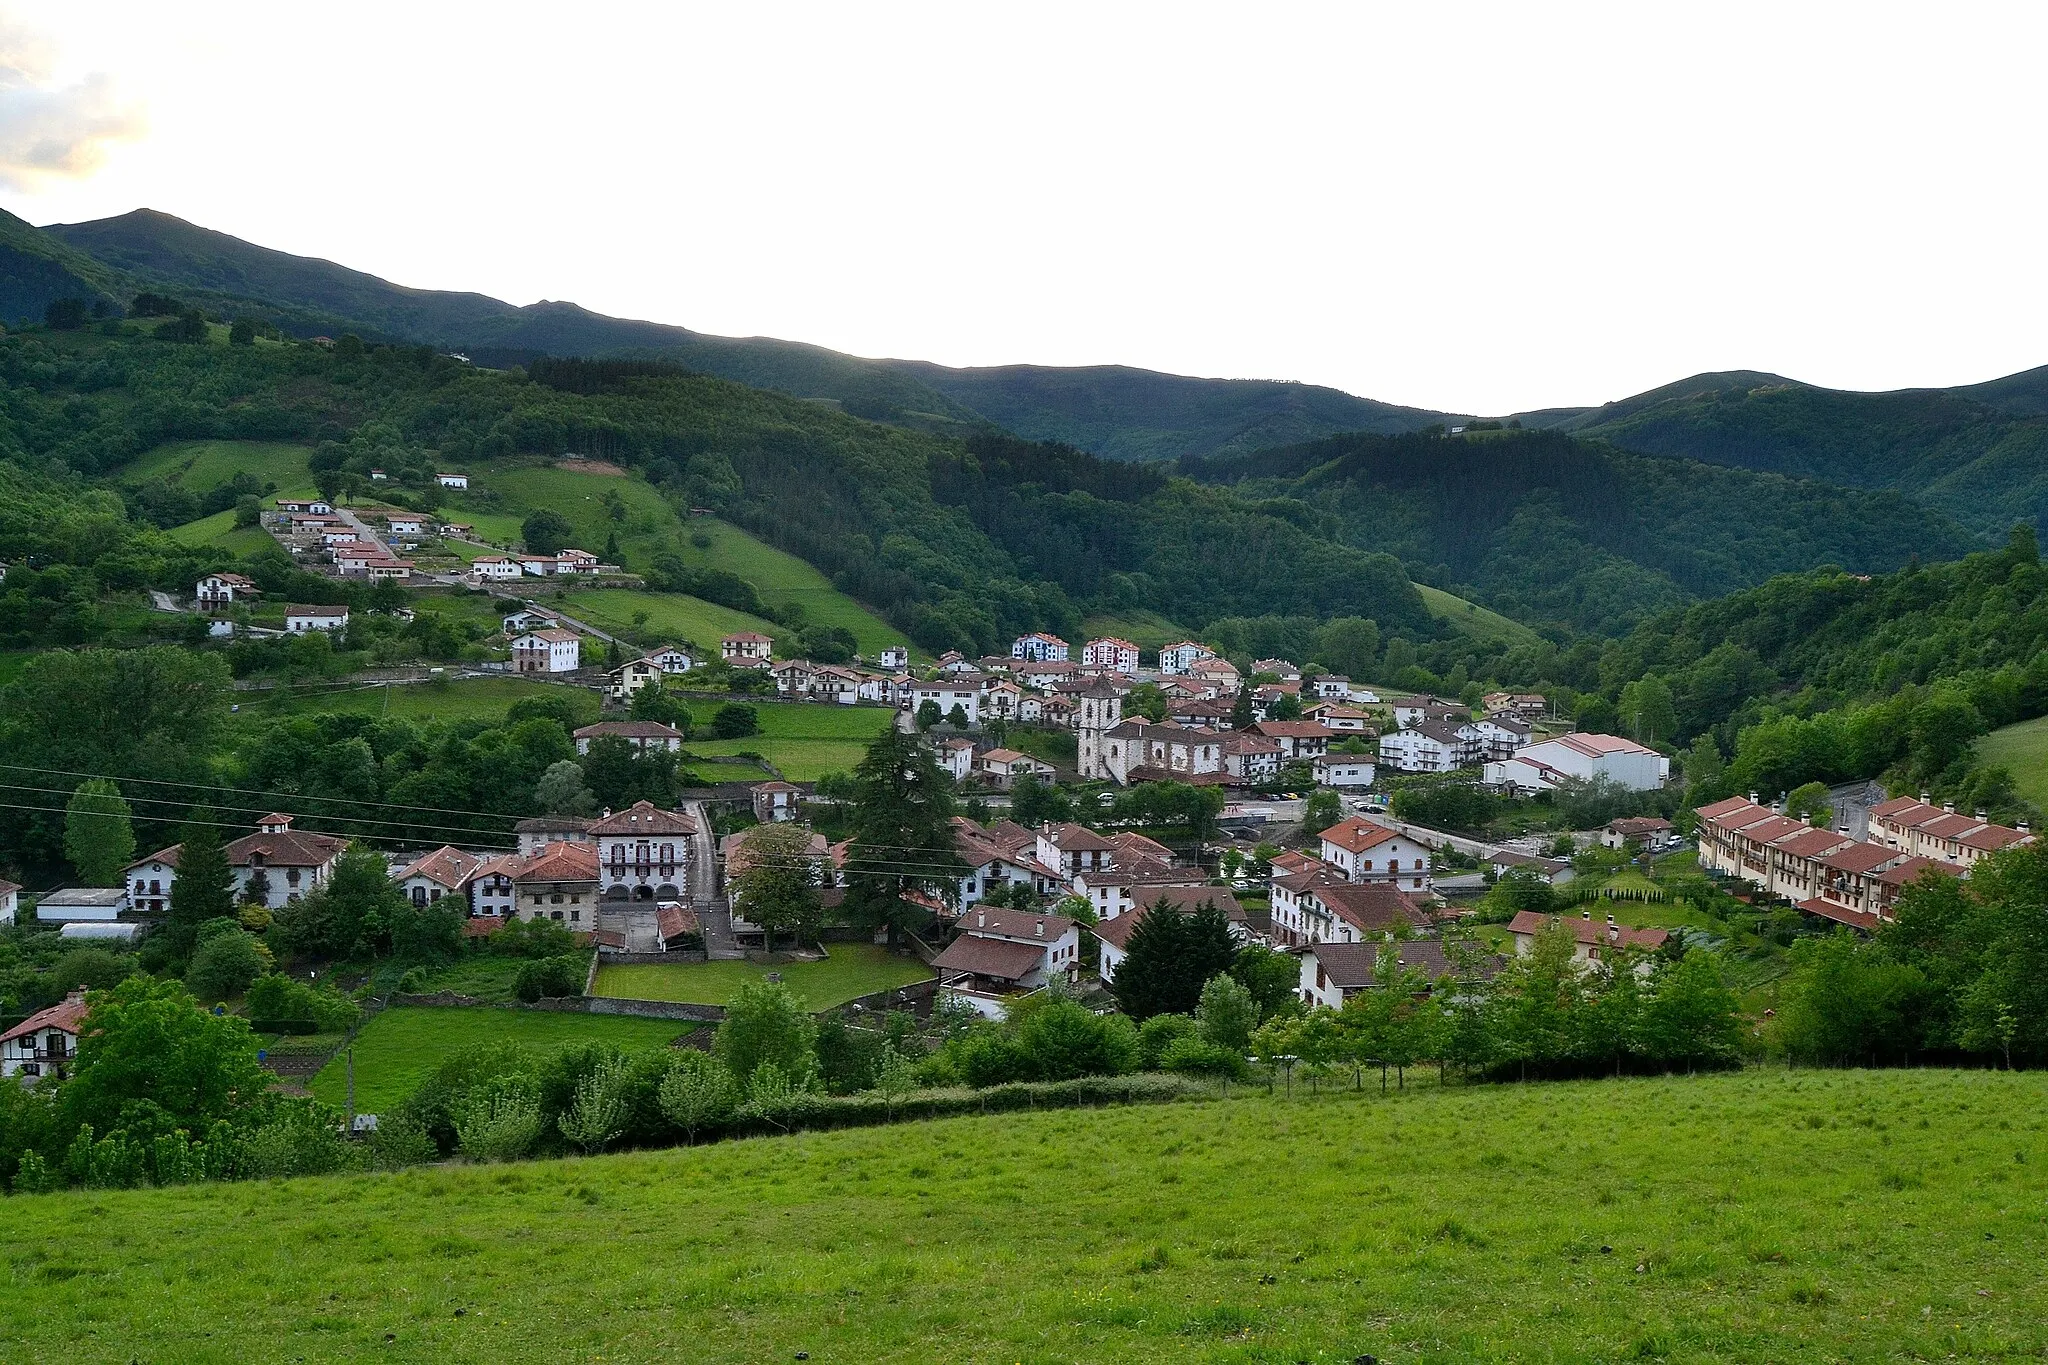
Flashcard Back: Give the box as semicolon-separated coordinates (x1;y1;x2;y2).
1772;839;2048;1067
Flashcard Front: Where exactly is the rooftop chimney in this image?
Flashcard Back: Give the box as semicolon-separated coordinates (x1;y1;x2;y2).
977;912;985;928
1920;791;1931;803
1748;792;1759;804
1944;802;1956;815
2020;821;2032;834
1034;920;1044;938
1582;909;1592;920
1976;810;1988;822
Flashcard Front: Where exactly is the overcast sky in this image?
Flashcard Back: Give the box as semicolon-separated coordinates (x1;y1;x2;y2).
4;1;2044;415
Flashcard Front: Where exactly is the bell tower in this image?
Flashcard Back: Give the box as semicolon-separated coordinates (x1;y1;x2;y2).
1077;681;1122;781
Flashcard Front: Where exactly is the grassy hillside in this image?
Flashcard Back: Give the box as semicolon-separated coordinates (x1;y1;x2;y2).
1416;583;1541;648
681;700;896;781
227;676;603;726
165;508;275;556
592;944;931;1010
120;438;320;497
1977;715;2048;811
3;1068;2042;1362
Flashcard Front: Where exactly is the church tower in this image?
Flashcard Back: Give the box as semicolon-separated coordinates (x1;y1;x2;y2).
1076;679;1123;781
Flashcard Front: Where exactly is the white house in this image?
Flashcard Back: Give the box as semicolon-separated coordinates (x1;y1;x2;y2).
1379;721;1479;774
1484;733;1667;793
396;846;483;908
196;572;256;611
751;781;802;823
1010;632;1070;663
645;645;695;673
590;801;698;902
1082;637;1140;675
126;847;181;915
573;721;684;754
910;681;981;725
0;994;89;1081
473;555;524;581
502;609;557;634
1392;697;1465;728
511;629;581;674
436;472;469;489
512;815;596;855
977;748;1056;789
286;604;349;634
320;528;359;546
1222;732;1283;783
1312;754;1377;789
0;878;18;924
1250;719;1336;760
878;645;909;670
276;498;333;515
1158;641;1215;675
722;631;774;667
933;906;1081;1018
935;737;977;782
1469;715;1533;761
607;658;663;700
386;516;424;536
127;813;348;912
1318;815;1432;893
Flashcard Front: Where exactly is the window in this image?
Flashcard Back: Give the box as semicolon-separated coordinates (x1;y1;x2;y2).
571;911;581;922
551;894;563;904
286;868;301;886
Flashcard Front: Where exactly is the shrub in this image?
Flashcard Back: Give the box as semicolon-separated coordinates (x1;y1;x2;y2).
1137;1013;1199;1069
657;1052;740;1144
1159;1035;1251;1080
1015;1000;1140;1081
513;954;585;1002
185;930;268;1003
455;1079;544;1162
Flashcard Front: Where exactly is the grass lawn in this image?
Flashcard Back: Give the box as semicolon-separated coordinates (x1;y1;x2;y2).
307;1006;690;1113
120;439;318;496
1415;583;1541;648
165;508;278;556
5;1067;2046;1362
594;944;931;1010
558;587;781;652
412;957;530;1004
230;677;601;727
683;700;895;781
1978;714;2048;811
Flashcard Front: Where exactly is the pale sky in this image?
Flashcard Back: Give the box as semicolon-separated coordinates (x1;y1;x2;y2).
4;1;2045;415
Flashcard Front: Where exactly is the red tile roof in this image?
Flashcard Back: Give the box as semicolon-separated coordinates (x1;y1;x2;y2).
1320;816;1402;855
1316;883;1433;935
589;800;697;836
932;934;1047;981
0;997;89;1047
1795;897;1882;932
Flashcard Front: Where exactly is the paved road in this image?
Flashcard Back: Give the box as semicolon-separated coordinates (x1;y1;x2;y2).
148;589;183;613
681;798;745;959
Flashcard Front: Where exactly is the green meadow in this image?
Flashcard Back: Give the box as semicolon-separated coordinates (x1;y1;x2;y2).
3;1067;2043;1362
120;438;320;497
1977;715;2048;812
593;944;932;1010
306;1006;690;1114
227;676;602;726
684;699;896;781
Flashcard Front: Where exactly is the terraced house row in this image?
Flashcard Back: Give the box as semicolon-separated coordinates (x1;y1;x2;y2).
1693;795;2034;930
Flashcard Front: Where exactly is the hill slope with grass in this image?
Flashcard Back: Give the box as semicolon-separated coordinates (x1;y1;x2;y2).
2;1067;2042;1362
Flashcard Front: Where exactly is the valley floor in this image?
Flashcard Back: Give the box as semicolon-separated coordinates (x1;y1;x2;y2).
3;1067;2042;1363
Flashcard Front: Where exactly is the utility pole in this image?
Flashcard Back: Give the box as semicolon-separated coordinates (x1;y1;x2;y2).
346;1048;356;1132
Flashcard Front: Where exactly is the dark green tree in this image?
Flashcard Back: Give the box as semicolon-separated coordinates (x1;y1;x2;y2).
842;728;964;945
522;510;575;556
165;809;236;956
1108;899;1238;1020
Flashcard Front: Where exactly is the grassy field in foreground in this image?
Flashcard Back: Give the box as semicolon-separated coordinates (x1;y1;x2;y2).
594;944;932;1009
5;1068;2045;1362
121;438;318;496
307;1007;690;1114
1977;715;2048;811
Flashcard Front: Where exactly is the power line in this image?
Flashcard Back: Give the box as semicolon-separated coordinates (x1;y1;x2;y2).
0;797;514;854
0;762;525;827
0;780;520;846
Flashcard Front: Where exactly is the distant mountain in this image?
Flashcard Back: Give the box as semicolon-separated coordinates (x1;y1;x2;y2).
40;208;1452;457
883;361;1458;462
1523;369;2048;536
0;208;128;324
1182;427;1984;636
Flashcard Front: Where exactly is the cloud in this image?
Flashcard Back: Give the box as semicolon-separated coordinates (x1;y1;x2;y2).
0;19;143;187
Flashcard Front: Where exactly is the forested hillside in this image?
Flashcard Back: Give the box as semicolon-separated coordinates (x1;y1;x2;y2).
1538;370;2048;537
0;327;1432;655
1181;427;1981;635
